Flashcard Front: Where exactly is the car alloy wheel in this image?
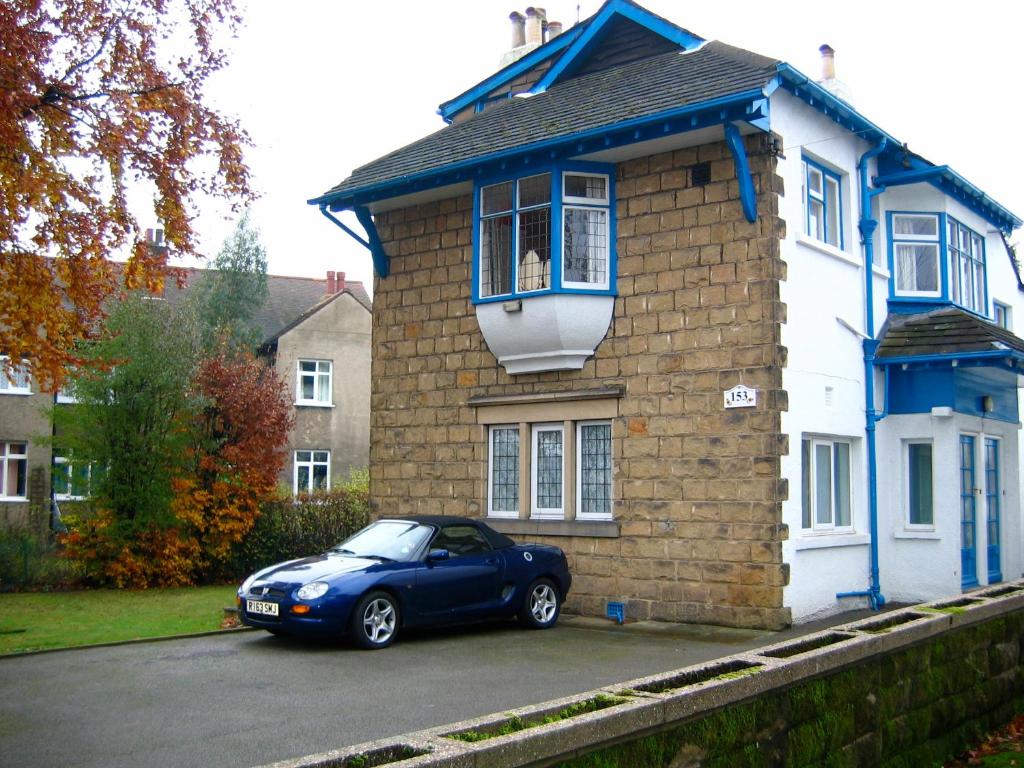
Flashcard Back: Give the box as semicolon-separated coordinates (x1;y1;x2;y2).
351;591;399;649
520;578;560;629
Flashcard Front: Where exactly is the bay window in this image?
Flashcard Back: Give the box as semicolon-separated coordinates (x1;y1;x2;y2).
948;218;985;314
475;164;613;301
892;213;940;295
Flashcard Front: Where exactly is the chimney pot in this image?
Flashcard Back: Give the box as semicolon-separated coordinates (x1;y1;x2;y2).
819;44;836;81
548;20;562;39
525;7;544;45
509;11;526;48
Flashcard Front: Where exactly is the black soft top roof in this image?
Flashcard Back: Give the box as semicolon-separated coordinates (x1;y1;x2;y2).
380;516;516;549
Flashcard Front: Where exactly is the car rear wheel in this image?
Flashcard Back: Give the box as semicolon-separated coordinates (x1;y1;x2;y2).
519;578;560;629
351;591;399;649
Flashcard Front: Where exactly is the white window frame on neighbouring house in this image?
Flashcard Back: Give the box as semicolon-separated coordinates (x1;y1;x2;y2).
905;441;934;528
52;453;100;501
296;359;332;406
993;301;1012;331
0;356;31;395
576;420;613;521
487;425;520;518
802;156;843;249
801;436;853;532
294;450;330;494
891;213;941;297
530;423;564;520
1;441;28;500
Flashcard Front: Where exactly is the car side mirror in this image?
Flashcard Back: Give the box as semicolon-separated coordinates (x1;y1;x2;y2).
426;548;450;563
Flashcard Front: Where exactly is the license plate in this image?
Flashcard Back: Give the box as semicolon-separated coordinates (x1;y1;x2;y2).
246;599;279;617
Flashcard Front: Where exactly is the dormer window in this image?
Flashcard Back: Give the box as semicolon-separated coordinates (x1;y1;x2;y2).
474;163;614;303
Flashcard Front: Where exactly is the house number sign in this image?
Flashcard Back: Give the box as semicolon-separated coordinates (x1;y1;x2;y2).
723;385;757;409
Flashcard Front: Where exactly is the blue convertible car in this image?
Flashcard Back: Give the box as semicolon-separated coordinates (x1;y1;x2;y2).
237;516;572;649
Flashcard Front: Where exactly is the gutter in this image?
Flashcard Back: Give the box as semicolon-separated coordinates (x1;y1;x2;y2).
836;138;888;611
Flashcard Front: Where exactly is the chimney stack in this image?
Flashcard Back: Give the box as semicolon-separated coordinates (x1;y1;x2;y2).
326;270;336;294
336;270;346;294
525;7;545;45
509;11;525;48
819;44;836;81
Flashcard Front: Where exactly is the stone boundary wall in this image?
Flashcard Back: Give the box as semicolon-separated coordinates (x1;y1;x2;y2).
369;133;790;630
261;581;1024;768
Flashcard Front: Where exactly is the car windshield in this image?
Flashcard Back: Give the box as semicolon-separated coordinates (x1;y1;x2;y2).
331;521;433;562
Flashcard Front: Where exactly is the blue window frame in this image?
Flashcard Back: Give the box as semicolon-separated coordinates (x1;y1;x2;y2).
887;212;988;316
473;162;615;303
802;156;843;249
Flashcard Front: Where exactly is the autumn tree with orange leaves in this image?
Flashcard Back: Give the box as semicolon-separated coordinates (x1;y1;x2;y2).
0;0;251;391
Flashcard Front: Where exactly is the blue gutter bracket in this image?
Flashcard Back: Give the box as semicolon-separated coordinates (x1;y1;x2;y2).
318;204;390;278
723;122;757;224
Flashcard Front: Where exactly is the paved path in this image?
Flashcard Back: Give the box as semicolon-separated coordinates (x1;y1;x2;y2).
0;614;865;768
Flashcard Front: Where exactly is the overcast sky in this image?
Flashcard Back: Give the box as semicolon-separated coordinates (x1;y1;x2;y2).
181;0;1023;293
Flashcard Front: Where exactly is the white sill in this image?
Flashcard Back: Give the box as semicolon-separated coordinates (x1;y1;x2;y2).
796;235;861;268
295;401;335;408
0;496;28;503
0;390;32;396
892;528;942;540
793;532;870;551
871;264;890;279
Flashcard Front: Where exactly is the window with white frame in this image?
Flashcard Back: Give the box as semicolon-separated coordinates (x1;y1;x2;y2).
1;442;28;499
906;442;933;527
477;165;612;300
803;157;842;248
296;360;332;405
294;450;330;494
994;301;1012;330
486;418;614;523
891;213;941;296
948;218;986;314
801;437;852;530
487;425;520;517
531;424;564;519
576;421;612;520
52;454;102;500
0;357;31;395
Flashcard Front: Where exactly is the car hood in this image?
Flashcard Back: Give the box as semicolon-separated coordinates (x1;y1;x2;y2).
254;554;382;585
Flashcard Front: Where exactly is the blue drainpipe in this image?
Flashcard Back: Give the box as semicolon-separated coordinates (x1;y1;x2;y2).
836;138;888;611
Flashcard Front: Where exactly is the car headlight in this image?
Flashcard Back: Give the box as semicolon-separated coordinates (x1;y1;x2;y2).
239;574;256;595
296;582;329;601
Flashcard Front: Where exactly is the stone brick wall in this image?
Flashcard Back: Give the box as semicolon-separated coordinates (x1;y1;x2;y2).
371;133;791;630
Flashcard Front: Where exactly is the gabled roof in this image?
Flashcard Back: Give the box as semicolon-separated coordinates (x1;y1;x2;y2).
436;0;703;122
311;41;777;208
877;307;1024;362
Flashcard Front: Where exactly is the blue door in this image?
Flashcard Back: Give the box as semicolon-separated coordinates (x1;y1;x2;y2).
985;438;1002;584
960;435;977;589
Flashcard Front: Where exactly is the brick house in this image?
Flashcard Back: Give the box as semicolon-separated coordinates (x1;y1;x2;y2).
310;0;1023;627
0;270;371;528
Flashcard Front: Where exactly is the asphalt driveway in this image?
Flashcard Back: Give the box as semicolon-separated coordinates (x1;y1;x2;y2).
0;615;857;768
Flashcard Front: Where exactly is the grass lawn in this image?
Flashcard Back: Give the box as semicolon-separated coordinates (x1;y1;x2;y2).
0;585;239;655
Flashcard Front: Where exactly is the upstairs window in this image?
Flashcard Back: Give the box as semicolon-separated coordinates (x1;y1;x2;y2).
994;301;1012;330
803;157;842;249
948;218;985;314
0;357;31;395
475;164;613;301
892;213;940;296
297;360;332;406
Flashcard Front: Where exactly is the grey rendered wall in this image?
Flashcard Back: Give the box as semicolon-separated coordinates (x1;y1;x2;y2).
275;292;372;490
0;390;52;529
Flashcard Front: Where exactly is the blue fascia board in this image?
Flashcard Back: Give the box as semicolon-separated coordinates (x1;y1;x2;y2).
876;349;1024;367
533;0;704;94
309;88;769;211
776;64;1021;234
437;28;581;123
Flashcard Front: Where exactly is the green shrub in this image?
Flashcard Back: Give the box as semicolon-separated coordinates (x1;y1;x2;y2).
0;526;81;591
230;474;371;578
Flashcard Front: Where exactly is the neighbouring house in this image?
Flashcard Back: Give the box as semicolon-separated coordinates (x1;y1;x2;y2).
0;268;371;529
309;0;1023;628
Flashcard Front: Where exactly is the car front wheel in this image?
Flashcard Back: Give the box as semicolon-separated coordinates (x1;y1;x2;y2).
350;591;400;649
519;578;560;629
